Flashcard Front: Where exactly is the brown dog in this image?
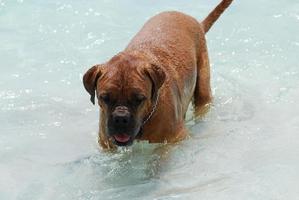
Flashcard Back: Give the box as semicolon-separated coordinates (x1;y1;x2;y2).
83;0;233;149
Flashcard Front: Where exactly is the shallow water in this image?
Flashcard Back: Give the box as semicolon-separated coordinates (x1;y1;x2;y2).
1;0;299;199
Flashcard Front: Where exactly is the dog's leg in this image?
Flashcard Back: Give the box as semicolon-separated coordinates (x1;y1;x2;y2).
193;44;212;117
171;123;189;143
193;0;234;116
98;110;116;150
98;132;116;150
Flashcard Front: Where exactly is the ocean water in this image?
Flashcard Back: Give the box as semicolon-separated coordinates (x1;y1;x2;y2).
1;0;299;199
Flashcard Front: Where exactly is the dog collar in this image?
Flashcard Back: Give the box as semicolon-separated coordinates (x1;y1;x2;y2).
142;92;159;126
137;93;159;138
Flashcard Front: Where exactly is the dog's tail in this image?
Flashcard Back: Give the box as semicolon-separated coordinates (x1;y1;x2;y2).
202;0;233;33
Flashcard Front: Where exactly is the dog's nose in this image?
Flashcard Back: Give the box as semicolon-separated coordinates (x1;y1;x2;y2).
113;115;130;125
112;106;131;126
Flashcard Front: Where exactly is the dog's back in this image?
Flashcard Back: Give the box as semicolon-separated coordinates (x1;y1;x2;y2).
125;1;234;117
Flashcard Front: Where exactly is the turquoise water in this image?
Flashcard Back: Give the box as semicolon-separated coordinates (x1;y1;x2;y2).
1;0;299;199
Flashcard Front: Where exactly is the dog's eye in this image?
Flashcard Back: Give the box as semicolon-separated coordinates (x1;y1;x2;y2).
99;94;110;104
132;94;146;106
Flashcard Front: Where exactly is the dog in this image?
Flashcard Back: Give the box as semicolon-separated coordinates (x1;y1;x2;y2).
83;0;234;149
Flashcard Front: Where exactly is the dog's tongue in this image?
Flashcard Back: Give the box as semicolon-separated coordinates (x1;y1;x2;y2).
113;134;130;143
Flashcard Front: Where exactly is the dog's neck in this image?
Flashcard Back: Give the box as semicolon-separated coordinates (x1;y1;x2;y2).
137;92;160;137
143;92;160;125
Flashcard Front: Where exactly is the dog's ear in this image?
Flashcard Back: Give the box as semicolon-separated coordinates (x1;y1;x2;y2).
83;64;103;105
144;64;166;100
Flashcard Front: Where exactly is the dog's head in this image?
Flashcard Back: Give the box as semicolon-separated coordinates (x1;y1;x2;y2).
83;53;165;146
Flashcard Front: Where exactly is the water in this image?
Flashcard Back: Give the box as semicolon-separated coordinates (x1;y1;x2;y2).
1;0;299;199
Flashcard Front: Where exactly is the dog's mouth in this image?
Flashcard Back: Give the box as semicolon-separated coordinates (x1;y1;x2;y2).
113;134;130;143
112;134;133;146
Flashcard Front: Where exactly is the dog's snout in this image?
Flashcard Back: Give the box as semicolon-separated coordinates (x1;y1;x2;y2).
112;106;131;126
113;114;130;125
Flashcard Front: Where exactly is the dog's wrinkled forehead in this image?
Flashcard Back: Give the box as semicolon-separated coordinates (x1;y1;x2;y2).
98;54;151;97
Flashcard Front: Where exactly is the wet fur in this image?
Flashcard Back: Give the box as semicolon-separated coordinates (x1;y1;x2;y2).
83;0;234;149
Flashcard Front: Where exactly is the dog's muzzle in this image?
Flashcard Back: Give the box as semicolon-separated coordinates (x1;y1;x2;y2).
107;106;139;146
111;106;131;128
